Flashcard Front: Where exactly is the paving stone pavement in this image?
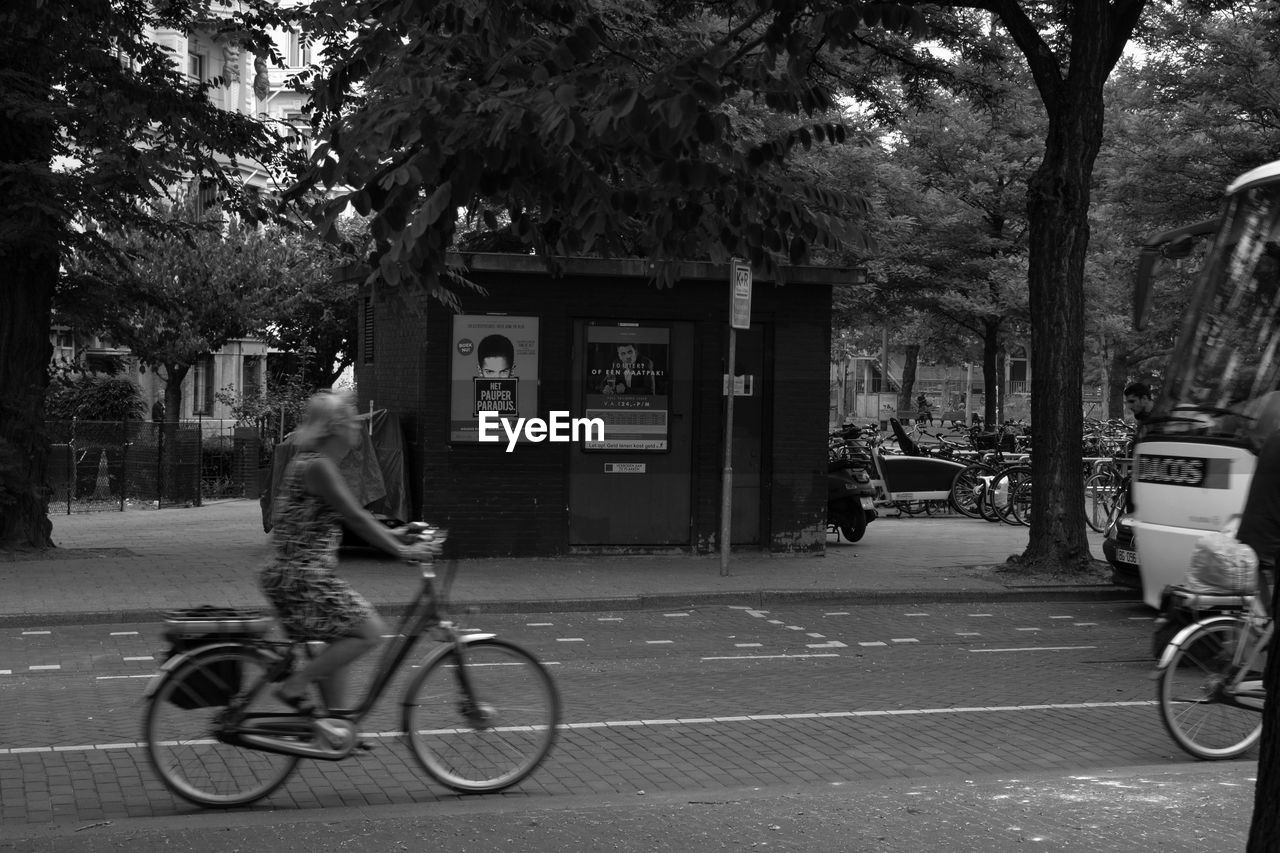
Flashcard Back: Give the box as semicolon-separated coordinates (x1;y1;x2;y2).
0;501;1262;849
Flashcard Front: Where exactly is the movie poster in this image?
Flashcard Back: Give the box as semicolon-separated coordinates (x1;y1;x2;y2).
450;315;539;443
582;323;670;451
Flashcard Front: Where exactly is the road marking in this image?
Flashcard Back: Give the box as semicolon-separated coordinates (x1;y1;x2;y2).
29;665;60;671
825;612;850;616
904;612;929;617
806;641;847;649
646;640;674;645
528;622;554;627
859;641;887;647
1074;622;1098;627
110;631;140;636
597;617;623;622
556;638;585;642
956;632;981;637
701;653;841;661
970;646;1097;653
96;674;152;680
1049;616;1074;620
969;613;994;617
1015;628;1042;632
664;613;690;617
122;656;153;661
806;633;825;638
734;643;763;648
890;638;919;643
0;670;10;676
22;631;51;636
0;701;1163;755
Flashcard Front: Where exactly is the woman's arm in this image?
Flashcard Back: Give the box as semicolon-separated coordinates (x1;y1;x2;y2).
304;454;420;560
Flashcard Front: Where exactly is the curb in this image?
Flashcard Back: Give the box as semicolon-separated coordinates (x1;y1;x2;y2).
0;585;1141;629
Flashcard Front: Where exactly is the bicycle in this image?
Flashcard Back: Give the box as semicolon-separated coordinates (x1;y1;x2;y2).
1084;457;1130;533
142;527;561;808
1153;577;1270;760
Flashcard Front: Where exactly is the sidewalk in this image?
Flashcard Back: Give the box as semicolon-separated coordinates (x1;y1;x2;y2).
0;499;1132;626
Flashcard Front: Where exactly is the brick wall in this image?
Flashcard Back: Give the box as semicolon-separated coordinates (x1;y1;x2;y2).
357;255;837;557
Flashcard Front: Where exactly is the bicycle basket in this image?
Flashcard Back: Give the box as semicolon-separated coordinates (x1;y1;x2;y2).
1185;517;1258;595
161;607;272;709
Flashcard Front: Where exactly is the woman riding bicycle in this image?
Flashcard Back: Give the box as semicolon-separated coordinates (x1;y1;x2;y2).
262;390;437;713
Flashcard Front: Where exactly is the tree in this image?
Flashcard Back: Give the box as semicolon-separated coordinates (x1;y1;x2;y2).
285;1;923;295
890;2;1146;570
0;0;285;549
61;202;283;427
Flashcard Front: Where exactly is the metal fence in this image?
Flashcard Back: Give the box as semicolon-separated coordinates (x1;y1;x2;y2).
44;420;268;513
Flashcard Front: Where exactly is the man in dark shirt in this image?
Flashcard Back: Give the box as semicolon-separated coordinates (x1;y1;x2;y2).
1237;392;1280;611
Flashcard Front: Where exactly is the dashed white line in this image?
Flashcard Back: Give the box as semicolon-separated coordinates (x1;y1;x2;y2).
890;638;919;644
969;614;994;617
825;611;850;616
30;665;60;671
734;643;763;648
528;622;554;627
597;617;623;622
0;670;10;676
806;641;847;649
664;613;690;617
956;632;982;637
970;646;1097;653
904;612;929;617
1074;623;1098;627
96;674;152;680
806;633;825;638
122;656;153;661
859;641;888;647
22;631;51;636
646;640;674;645
1049;616;1075;620
1016;628;1042;632
701;653;840;661
110;631;140;636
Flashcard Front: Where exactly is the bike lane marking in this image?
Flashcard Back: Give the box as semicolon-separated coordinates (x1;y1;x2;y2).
0;700;1160;755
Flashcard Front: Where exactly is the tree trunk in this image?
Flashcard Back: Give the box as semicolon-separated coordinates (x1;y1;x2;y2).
981;321;1000;426
0;28;57;550
0;254;57;549
897;343;920;415
1020;98;1100;569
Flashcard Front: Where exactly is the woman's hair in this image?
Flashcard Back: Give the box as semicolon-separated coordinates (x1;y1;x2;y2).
293;390;359;448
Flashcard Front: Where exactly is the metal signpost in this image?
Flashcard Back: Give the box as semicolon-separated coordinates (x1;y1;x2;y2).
721;259;752;575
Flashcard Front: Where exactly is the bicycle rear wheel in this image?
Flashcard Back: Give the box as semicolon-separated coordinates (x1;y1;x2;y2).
1009;478;1034;527
1084;471;1120;533
145;645;299;807
404;637;560;793
1156;619;1264;760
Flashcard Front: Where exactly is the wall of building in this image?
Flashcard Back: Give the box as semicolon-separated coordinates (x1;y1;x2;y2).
355;255;838;558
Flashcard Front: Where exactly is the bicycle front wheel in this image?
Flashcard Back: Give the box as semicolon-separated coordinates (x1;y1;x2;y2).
404;637;560;793
949;463;994;519
145;645;299;807
1156;619;1264;760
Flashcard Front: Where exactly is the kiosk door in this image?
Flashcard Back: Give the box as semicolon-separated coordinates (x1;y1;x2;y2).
568;321;693;545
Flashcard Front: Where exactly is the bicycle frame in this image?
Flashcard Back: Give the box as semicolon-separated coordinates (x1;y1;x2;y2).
150;560;496;761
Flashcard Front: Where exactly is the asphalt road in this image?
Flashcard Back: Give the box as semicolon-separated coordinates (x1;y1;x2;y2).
3;597;1246;848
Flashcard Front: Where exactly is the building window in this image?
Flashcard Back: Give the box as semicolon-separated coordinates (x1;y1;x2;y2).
187;39;206;84
362;297;374;364
243;355;262;399
286;30;311;67
192;354;216;415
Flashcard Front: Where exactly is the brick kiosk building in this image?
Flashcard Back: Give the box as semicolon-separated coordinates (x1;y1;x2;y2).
354;253;847;558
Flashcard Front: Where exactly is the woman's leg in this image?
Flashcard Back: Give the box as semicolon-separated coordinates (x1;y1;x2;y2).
279;611;387;710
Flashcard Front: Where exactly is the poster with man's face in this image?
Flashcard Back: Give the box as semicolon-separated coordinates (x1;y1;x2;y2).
450;315;539;442
583;323;670;450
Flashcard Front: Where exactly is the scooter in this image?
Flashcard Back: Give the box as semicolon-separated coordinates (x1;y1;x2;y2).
828;453;877;542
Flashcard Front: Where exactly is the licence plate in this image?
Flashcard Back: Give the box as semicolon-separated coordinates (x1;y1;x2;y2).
860;497;875;510
1116;548;1138;565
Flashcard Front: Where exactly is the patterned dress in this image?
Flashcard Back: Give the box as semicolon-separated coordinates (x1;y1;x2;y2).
260;452;376;641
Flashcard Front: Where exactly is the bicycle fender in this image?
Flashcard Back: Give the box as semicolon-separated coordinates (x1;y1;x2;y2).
459;632;498;643
143;641;253;699
1154;615;1243;671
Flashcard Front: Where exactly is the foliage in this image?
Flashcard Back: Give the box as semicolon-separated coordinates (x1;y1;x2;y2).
215;371;313;439
43;376;146;422
259;218;365;389
285;0;924;297
0;0;289;547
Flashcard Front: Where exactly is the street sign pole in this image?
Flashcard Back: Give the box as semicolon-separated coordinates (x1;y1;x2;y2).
722;259;752;576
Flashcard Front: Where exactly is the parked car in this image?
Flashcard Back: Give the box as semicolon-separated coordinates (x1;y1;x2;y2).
1103;513;1140;590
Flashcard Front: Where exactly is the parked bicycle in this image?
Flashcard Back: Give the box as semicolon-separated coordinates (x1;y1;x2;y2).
142;527;561;807
1153;582;1269;760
